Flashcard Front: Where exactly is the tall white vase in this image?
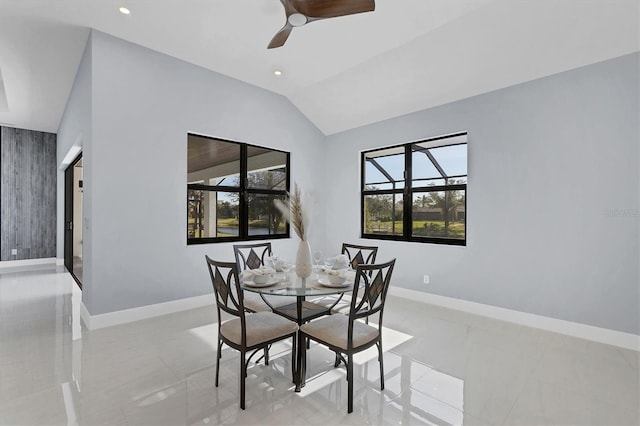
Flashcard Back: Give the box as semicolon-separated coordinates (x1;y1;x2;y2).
295;240;312;278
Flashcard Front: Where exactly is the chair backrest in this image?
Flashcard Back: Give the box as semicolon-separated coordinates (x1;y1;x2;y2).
341;243;378;269
348;259;396;341
205;256;247;341
233;243;273;271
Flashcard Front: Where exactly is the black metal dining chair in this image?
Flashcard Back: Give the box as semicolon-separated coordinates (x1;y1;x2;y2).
341;243;378;269
233;242;273;272
313;243;379;314
233;242;296;312
299;258;395;413
205;256;297;410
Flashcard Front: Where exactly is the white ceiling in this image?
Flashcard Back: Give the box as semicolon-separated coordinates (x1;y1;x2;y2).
0;0;638;135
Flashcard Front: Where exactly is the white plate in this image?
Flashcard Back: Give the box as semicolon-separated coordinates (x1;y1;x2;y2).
243;277;281;288
317;277;351;288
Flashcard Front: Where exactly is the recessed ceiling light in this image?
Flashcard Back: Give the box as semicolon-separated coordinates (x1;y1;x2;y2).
274;70;283;76
119;7;130;15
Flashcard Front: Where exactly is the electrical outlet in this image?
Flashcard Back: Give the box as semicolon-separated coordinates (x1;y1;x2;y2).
11;248;17;256
423;275;430;284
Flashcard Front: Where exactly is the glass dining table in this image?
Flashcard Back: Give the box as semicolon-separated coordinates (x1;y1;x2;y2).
241;270;355;392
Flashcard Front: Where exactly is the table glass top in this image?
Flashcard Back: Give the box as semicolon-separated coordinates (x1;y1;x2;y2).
241;271;355;297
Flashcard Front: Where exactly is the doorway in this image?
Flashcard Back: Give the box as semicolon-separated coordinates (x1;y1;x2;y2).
64;154;83;288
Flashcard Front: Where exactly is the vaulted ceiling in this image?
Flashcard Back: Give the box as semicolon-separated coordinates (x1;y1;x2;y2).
0;0;637;135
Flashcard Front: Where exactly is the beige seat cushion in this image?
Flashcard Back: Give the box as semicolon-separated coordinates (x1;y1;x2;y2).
220;312;297;347
300;314;378;350
243;293;296;312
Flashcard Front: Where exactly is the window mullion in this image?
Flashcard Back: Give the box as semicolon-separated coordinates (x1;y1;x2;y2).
361;151;366;237
239;144;248;239
403;144;412;239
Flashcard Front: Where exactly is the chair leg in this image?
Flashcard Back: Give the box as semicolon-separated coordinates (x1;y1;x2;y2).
301;336;307;388
264;346;269;365
347;354;354;413
334;352;341;368
215;338;222;387
377;341;384;390
240;350;247;410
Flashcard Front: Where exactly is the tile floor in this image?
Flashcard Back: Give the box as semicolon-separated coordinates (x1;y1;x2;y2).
0;266;638;425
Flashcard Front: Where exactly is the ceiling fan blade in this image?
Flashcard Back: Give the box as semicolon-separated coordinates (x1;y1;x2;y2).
291;0;375;19
279;0;298;17
268;23;293;49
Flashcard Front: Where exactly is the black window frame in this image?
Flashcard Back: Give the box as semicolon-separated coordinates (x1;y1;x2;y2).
187;133;290;245
361;132;467;246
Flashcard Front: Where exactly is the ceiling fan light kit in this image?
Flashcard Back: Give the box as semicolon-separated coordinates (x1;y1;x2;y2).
268;0;375;49
287;13;308;27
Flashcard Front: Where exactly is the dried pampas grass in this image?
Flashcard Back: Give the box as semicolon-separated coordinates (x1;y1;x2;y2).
274;183;308;241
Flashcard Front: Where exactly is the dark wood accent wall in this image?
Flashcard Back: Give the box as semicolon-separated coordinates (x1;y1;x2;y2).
0;126;57;261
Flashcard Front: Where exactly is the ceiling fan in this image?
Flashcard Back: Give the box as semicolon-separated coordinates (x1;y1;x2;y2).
268;0;375;49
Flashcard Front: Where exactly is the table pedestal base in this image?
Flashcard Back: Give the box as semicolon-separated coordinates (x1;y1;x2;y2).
274;298;331;392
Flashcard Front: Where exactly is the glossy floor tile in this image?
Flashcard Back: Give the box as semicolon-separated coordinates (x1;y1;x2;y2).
0;266;638;425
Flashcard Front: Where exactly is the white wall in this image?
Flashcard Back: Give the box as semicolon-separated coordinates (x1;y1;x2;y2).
82;31;325;315
325;53;639;335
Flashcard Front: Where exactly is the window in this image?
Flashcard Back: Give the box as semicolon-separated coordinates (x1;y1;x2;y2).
187;134;289;244
362;132;467;245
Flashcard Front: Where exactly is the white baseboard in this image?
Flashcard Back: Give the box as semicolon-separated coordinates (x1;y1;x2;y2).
80;301;91;329
389;287;640;352
56;258;64;266
0;257;57;269
81;294;214;330
78;281;639;352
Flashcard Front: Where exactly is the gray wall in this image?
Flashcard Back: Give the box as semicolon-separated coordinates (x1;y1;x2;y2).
57;31;91;307
1;126;57;261
325;53;640;335
60;31;325;315
57;31;639;335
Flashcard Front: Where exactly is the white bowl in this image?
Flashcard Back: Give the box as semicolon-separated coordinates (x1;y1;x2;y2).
328;274;346;285
253;274;273;284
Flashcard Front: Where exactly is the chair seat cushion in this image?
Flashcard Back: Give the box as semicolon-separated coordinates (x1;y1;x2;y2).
220;312;297;347
300;314;378;350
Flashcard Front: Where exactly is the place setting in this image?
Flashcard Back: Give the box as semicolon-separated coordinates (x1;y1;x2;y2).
241;257;293;289
241;270;280;288
312;253;355;289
